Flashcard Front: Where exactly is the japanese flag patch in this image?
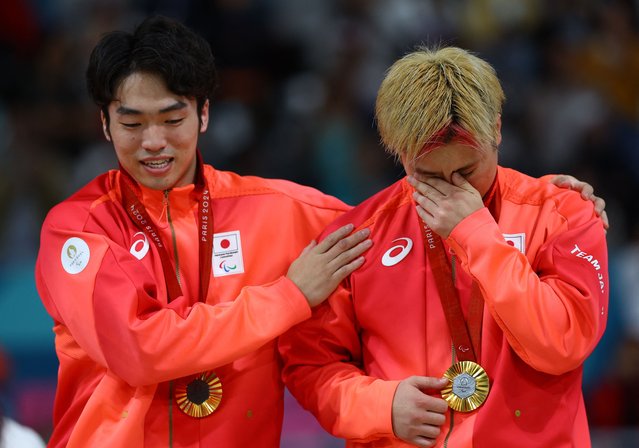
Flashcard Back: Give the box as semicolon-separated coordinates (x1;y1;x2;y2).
213;230;245;277
503;233;526;254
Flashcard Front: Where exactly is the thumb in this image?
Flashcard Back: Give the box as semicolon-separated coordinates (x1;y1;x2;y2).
413;376;449;392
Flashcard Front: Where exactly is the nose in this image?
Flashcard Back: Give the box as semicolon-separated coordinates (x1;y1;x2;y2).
141;125;167;152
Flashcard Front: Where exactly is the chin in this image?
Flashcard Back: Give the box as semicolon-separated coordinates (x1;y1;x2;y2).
141;177;173;191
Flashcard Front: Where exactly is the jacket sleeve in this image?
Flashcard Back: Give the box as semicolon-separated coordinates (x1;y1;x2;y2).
447;199;609;375
36;224;311;387
279;283;400;442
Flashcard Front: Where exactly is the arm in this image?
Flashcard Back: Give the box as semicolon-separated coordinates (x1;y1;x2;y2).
447;204;609;375
409;173;608;375
37;224;370;387
279;284;401;442
280;281;448;446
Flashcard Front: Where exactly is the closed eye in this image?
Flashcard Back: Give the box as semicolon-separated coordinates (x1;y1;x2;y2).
120;122;141;129
166;118;184;125
456;165;476;177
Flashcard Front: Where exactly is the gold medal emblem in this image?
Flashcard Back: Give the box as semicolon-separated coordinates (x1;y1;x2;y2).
441;361;489;412
175;371;222;418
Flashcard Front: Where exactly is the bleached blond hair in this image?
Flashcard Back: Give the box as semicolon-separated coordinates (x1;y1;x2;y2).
375;46;505;162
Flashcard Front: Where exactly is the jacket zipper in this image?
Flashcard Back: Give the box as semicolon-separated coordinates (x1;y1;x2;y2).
165;190;181;285
164;189;181;448
443;254;457;448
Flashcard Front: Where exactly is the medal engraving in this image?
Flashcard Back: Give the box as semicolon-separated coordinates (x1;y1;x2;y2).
452;372;476;399
441;361;490;412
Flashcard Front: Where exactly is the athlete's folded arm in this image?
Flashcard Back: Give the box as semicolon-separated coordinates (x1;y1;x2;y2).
37;227;311;387
447;205;608;375
280;283;399;442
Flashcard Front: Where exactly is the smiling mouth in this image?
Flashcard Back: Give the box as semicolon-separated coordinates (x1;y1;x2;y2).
141;158;173;169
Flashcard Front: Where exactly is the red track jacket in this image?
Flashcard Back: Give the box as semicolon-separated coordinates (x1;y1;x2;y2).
35;164;349;447
280;166;609;447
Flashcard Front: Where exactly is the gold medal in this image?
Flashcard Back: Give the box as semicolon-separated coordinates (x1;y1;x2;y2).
441;361;489;412
175;371;223;418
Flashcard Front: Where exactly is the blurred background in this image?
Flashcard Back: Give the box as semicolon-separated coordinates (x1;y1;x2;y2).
0;0;638;446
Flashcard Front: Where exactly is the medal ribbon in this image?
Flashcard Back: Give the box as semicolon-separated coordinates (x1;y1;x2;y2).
119;151;213;303
420;174;500;363
422;225;484;363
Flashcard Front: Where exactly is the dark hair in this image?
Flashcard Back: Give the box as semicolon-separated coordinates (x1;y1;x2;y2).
86;15;217;124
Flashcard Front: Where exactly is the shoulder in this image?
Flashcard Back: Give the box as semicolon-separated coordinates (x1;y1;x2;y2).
43;171;117;232
204;165;350;213
321;179;409;236
499;167;560;202
499;167;597;226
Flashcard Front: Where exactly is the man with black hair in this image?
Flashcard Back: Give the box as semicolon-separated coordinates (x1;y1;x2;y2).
35;16;370;447
36;17;606;448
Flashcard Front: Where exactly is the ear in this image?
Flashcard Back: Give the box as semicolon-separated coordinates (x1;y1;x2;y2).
400;153;414;176
100;110;111;142
494;114;502;146
199;99;210;133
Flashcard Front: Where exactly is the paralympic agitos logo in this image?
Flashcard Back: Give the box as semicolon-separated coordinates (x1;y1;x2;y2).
218;260;237;273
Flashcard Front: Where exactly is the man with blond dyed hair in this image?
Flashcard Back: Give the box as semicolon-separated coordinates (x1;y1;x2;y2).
280;46;609;447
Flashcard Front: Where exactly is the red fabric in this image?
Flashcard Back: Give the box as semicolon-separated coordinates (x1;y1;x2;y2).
36;165;349;447
424;230;484;363
280;166;608;447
